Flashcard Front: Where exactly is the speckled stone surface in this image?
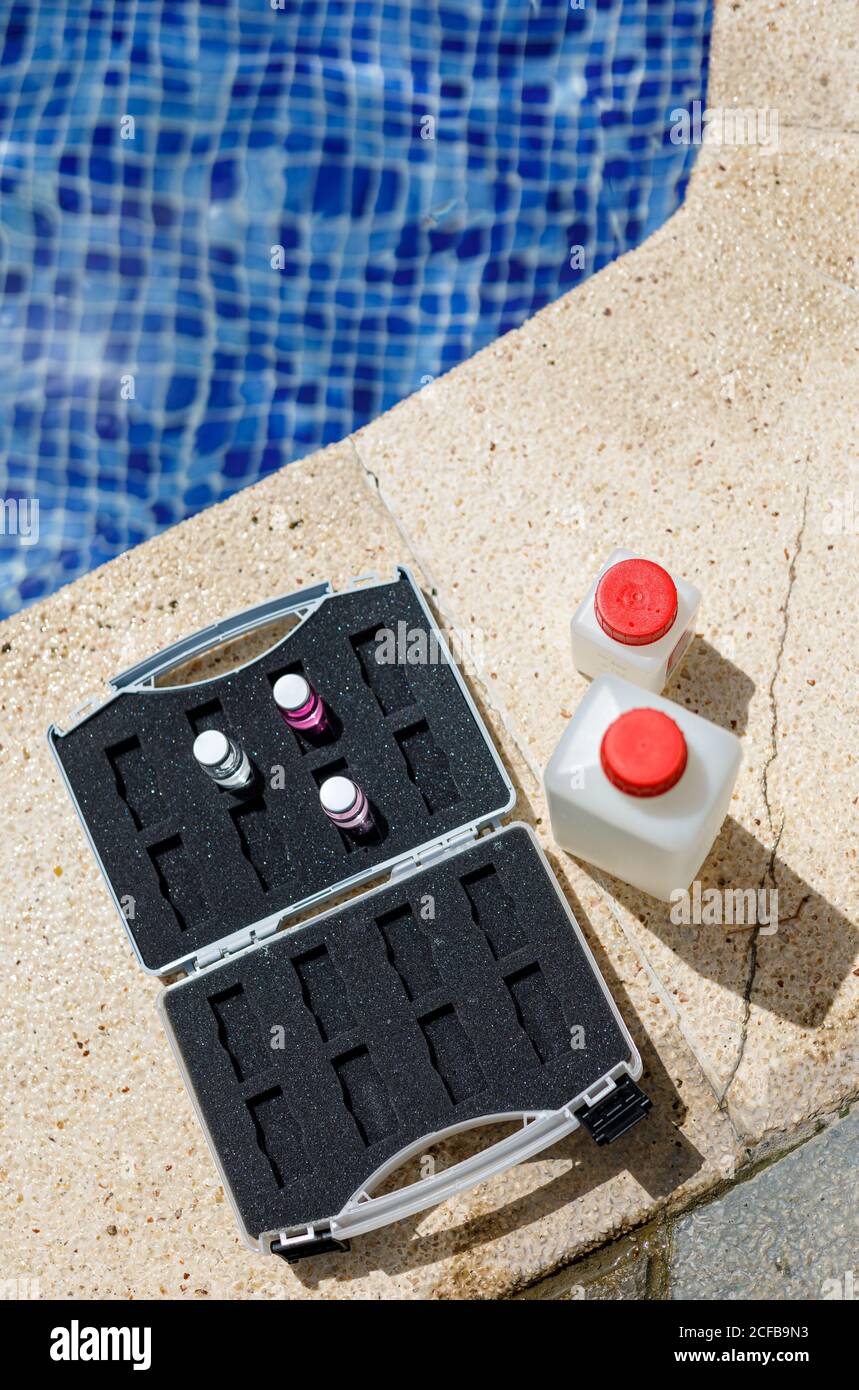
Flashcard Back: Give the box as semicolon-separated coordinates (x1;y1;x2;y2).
2;0;857;1301
670;1106;859;1300
706;0;859;132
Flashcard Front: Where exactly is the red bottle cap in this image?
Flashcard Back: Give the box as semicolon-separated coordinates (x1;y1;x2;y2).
600;708;688;797
594;558;678;646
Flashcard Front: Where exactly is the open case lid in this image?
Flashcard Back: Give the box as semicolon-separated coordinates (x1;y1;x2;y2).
49;568;515;976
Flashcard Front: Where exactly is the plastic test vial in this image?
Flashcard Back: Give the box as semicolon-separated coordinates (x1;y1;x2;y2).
319;775;375;837
571;548;701;693
273;673;329;738
543;674;742;901
193;729;254;791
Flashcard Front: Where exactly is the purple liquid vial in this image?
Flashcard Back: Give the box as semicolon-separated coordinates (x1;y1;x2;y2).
319;775;375;837
273;673;329;737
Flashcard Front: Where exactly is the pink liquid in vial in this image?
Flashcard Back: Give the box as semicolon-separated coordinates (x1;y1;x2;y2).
319;775;375;837
273;673;329;737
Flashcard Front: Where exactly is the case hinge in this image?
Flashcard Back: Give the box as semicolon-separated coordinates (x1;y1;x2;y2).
54;690;112;736
270;1228;351;1263
193;944;224;971
192;918;281;971
575;1074;651;1145
391;825;479;878
343;570;381;592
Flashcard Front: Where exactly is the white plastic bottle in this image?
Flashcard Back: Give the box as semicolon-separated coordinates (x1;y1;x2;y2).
543;675;742;901
570;548;701;693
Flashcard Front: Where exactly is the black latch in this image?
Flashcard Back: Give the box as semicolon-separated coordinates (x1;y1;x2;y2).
576;1075;651;1145
271;1232;351;1264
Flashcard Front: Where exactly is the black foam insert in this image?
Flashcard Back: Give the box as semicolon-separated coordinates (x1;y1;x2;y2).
162;827;632;1240
52;574;510;971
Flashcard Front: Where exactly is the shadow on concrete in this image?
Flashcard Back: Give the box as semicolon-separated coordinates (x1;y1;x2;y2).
602;814;857;1030
666;637;756;737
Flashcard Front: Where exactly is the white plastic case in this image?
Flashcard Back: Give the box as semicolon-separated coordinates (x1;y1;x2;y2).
50;568;650;1260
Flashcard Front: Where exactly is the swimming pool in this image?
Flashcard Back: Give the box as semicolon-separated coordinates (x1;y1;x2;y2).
0;0;712;617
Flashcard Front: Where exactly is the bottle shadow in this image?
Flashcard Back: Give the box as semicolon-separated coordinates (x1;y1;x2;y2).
598;813;857;1030
569;637;852;1029
665;637;756;736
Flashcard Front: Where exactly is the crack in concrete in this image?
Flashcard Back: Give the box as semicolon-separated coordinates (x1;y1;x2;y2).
799;263;859;299
350;433;548;789
350;434;380;493
776;121;859;139
761;484;809;836
591;871;745;1150
350;432;446;600
719;815;785;1106
776;894;811;931
350;432;444;598
721;486;810;1109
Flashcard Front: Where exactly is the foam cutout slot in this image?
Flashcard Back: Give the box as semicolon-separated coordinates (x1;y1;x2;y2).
161;827;632;1241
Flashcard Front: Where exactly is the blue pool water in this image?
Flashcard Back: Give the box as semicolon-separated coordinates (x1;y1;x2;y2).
0;0;712;618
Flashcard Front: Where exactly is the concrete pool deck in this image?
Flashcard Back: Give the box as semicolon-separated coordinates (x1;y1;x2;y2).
1;0;856;1298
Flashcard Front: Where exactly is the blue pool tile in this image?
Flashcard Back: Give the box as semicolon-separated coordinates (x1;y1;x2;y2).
0;0;712;617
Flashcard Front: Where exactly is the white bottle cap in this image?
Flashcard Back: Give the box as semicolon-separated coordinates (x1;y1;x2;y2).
193;729;231;768
319;775;357;815
273;673;310;711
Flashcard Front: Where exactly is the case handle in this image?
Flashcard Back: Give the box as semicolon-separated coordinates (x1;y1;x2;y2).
111;581;332;689
326;1104;586;1243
